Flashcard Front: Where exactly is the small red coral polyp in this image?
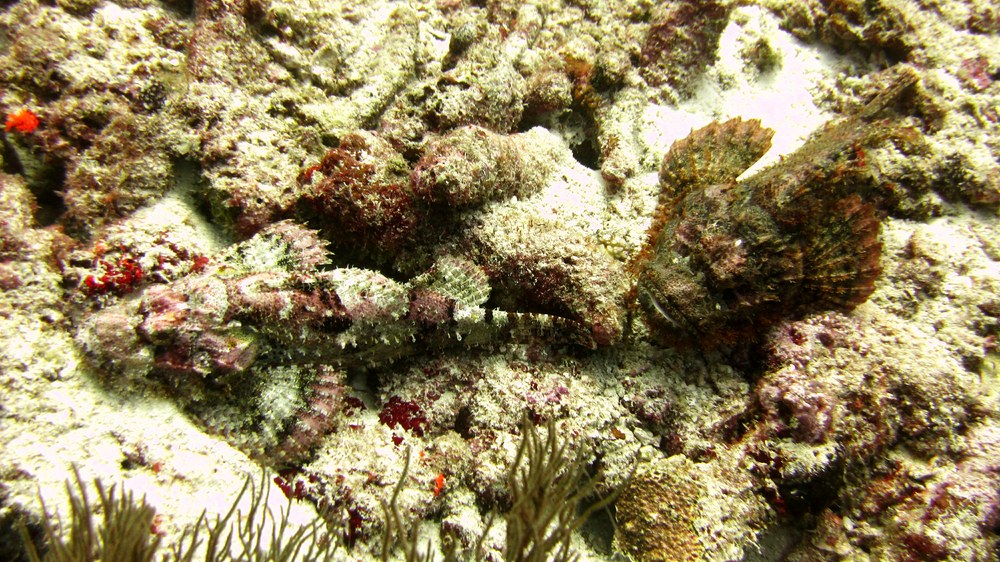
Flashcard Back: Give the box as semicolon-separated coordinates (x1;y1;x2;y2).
83;257;144;296
5;108;39;133
273;474;306;500
190;255;210;273
378;396;428;437
342;395;365;416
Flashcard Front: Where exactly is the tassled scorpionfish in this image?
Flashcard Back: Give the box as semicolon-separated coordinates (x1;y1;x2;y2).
631;68;922;347
76;67;923;465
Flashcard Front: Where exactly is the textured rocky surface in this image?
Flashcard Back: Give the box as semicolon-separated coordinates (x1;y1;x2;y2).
0;0;998;561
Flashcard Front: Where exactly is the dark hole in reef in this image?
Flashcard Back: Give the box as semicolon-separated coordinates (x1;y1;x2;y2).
454;406;475;439
516;107;599;173
319;133;342;150
2;139;26;173
590;64;624;96
0;493;40;562
775;466;843;519
364;370;382;402
267;98;298;118
515;108;548;134
171;157;204;193
247;3;282;40
517;108;601;170
658;432;683;456
193;195;216;229
578;495;617;555
79;112;111;135
775;400;796;438
1;140;67;227
175;158;244;247
745;341;780;382
161;0;195;19
570;136;600;170
32;182;67;227
716;405;758;445
319;311;353;333
36;69;70;103
880;41;912;67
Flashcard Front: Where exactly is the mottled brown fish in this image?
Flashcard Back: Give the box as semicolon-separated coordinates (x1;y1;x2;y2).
632;67;921;346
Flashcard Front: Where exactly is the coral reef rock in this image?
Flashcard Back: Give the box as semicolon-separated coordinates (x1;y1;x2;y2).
411;125;564;208
3;0;999;560
640;0;732;100
615;454;768;561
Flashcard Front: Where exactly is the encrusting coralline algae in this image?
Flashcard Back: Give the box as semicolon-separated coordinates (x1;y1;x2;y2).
0;0;998;560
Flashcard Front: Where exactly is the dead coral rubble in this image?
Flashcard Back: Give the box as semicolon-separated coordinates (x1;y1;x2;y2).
765;0;916;61
751;310;997;561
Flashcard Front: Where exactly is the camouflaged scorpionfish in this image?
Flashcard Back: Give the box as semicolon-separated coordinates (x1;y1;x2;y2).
632;68;921;346
76;221;597;464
